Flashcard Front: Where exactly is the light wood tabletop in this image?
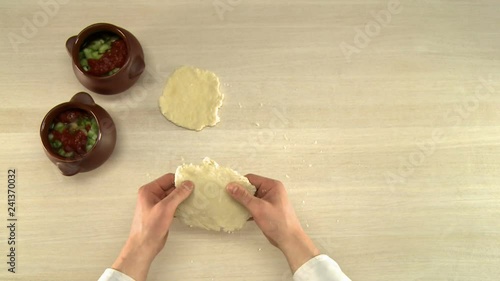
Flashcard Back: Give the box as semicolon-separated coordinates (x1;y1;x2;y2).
1;1;500;280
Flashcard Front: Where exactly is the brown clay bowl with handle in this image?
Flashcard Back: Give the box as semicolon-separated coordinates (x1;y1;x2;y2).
40;92;116;176
66;23;145;95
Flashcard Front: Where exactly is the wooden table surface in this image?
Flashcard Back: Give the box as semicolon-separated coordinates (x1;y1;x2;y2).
1;1;499;280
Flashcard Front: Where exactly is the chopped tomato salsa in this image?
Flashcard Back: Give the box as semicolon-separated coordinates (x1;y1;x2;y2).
79;33;128;76
87;40;127;76
48;109;99;158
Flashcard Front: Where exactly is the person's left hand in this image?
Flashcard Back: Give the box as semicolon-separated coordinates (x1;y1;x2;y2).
112;173;194;281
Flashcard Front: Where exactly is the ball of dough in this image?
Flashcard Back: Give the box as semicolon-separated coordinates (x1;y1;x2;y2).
159;66;223;131
174;157;256;232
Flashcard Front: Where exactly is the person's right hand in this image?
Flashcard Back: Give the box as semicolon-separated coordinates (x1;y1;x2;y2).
227;174;320;272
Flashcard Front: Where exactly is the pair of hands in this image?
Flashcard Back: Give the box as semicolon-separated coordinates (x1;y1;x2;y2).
112;173;319;281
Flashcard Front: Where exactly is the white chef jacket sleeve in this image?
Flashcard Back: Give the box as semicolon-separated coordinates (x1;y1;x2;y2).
97;268;135;281
293;254;351;281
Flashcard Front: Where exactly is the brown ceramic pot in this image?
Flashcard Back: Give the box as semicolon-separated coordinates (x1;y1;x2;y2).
66;23;145;95
40;92;117;176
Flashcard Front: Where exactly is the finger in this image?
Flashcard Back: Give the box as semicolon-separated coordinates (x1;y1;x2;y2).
245;174;279;198
153;173;176;192
164;185;176;196
159;180;194;213
142;173;176;199
245;173;278;188
226;183;263;216
256;186;270;198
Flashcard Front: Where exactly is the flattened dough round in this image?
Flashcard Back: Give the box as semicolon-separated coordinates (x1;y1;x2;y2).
159;66;223;131
174;157;256;232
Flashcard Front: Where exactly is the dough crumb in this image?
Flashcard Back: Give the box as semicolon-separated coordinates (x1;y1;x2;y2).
254;122;260;127
238;102;243;108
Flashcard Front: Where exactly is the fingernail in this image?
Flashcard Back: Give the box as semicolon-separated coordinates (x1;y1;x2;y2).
227;184;239;194
181;181;194;191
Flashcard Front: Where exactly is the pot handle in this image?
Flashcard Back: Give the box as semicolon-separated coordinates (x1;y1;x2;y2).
129;56;145;79
70;92;95;106
66;35;77;56
57;162;81;176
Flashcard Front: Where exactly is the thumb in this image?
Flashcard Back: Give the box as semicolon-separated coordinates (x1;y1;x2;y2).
161;181;194;212
227;183;261;215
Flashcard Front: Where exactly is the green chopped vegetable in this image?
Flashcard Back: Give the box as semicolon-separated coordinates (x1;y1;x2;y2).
48;110;99;159
51;140;62;149
78;33;124;75
91;51;100;59
98;44;110;54
107;68;120;76
89;40;102;51
54;122;64;133
86;144;94;152
83;48;93;59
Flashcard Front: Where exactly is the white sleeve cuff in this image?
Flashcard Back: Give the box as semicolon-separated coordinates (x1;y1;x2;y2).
293;254;351;281
97;268;135;281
